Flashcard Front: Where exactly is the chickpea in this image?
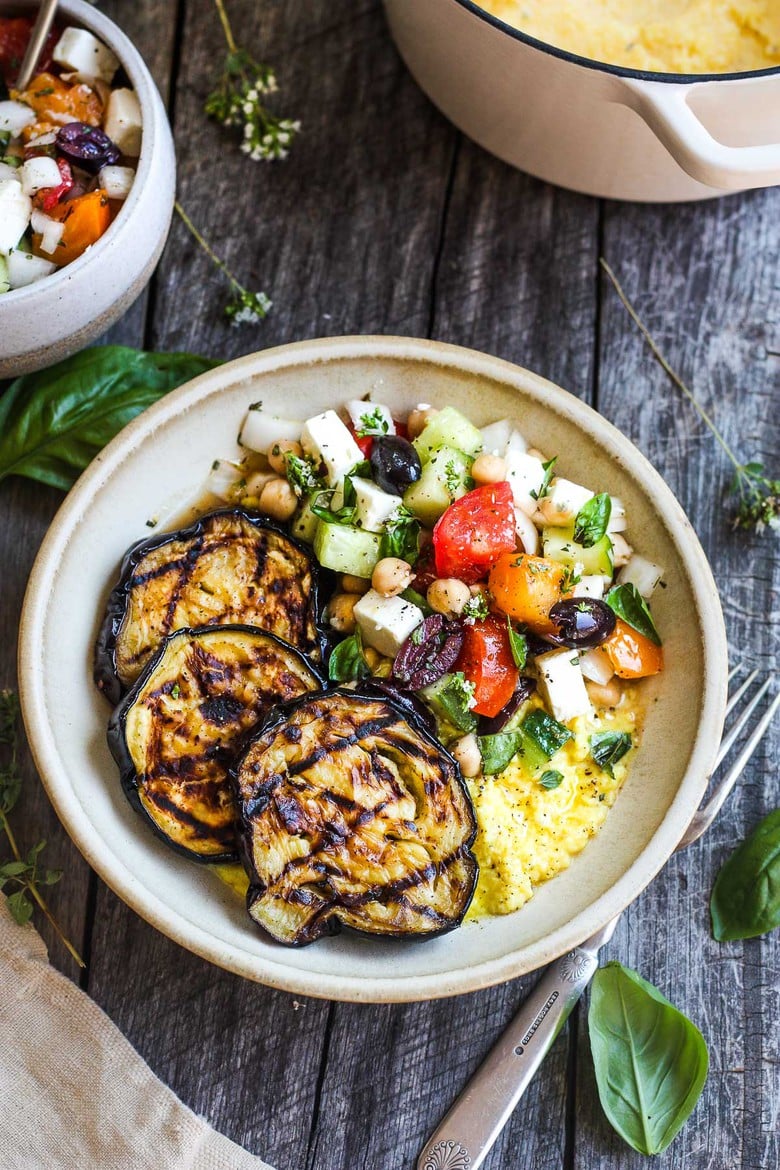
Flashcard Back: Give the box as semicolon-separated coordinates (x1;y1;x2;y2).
406;405;438;441
243;469;275;498
427;577;471;618
452;734;482;778
471;453;507;486
327;593;358;633
372;557;413;598
341;574;371;595
267;439;303;475
586;679;622;709
258;477;298;522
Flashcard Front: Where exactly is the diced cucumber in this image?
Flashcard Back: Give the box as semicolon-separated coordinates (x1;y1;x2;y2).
413;406;483;462
542;524;613;577
420;672;476;734
403;446;473;527
313;520;381;577
291;497;319;544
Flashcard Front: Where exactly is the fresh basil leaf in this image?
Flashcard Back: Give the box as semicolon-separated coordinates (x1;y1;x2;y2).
380;508;420;564
539;769;564;790
710;808;780;941
573;492;612;548
589;962;708;1155
506;619;527;669
530;456;557;501
0;347;219;491
606;583;662;646
327;631;370;682
348;459;372;479
521;709;572;759
310;489;356;526
590;730;632;777
401;587;433;616
478;731;524;776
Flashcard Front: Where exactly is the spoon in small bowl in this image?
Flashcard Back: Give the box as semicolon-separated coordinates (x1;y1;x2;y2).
15;0;60;91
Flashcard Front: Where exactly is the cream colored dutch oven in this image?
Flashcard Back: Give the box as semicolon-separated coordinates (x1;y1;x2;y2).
383;0;780;201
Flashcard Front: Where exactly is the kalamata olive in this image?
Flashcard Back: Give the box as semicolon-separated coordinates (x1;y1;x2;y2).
56;122;120;174
393;614;464;690
478;677;537;735
357;679;437;736
369;435;421;496
548;597;616;649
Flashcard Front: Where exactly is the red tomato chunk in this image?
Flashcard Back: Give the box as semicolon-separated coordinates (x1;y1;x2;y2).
432;481;516;584
455;615;519;718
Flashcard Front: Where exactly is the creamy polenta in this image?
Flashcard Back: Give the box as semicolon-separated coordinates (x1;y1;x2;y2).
479;0;780;73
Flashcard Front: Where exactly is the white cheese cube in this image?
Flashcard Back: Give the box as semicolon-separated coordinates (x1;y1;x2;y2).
480;418;512;455
617;554;664;599
514;507;540;555
98;164;135;201
0;181;32;255
21;156;62;196
52;27;119;84
579;648;615;686
239;408;302;453
6;250;56;288
353;590;423;658
0;100;36;138
536;648;592;724
301;410;364;486
607;496;627;533
352;478;401;533
0;162;20;182
573;574;612;601
504;428;528;458
506;450;546;517
104;89;143;157
30;208;64;255
345;400;395;437
610;533;633;569
536;478;594;527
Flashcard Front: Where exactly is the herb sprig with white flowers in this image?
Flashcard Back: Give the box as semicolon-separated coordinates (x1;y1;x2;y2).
174;201;272;326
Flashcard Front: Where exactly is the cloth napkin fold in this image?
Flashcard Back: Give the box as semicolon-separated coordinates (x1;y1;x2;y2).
0;900;274;1170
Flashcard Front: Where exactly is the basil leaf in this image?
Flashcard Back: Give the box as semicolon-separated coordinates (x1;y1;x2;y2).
327;631;370;682
539;769;564;790
589;962;708;1155
380;508;420;564
478;731;524;775
530;455;557;501
0;347;219;491
590;730;632;777
521;709;572;759
710;808;780;941
573;492;612;548
606;583;662;646
310;488;356;526
400;587;433;616
506;619;527;669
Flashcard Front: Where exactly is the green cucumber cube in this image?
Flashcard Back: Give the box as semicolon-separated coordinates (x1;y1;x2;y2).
413;406;483;462
313;520;381;577
291;498;319;544
403;447;473;528
542;525;613;577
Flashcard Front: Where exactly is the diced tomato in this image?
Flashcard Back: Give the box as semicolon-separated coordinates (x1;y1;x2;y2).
602;619;664;679
488;552;568;636
432;481;516;585
36;158;73;212
19;72;102;128
347;424;373;460
0;18;59;86
455;615;519;718
393;420;409;441
33;189;111;266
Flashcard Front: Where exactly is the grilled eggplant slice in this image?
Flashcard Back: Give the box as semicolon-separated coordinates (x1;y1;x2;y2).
108;626;322;862
234;689;478;945
95;509;323;704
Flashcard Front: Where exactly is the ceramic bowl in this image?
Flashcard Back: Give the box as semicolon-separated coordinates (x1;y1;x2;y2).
0;0;175;378
18;336;728;1003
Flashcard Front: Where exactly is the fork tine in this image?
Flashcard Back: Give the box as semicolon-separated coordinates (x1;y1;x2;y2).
715;678;772;770
727;661;744;683
725;668;759;717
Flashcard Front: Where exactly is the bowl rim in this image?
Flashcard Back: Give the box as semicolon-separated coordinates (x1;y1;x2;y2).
18;335;729;1002
0;0;164;305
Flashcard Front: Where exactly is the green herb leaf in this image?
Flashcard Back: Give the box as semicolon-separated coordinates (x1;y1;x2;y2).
710;808;780;941
606;583;662;646
506;619;527;669
0;348;219;491
530;456;557;501
478;731;524;775
400;587;433;616
327;631;370;682
356;407;389;437
380;508;420;565
573;493;612;548
521;709;573;759
539;769;564;790
284;452;322;497
462;592;489;621
590;730;632;777
421;672;477;734
6;889;33;926
310;489;356;526
589;962;708;1155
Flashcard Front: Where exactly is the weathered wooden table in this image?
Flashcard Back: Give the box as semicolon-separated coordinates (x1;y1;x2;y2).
2;3;779;1167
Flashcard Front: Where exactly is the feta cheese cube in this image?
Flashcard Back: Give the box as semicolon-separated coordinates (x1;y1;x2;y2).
617;554;664;598
514;507;540;555
7;250;56;288
98;164;135;201
504;429;528;458
0;100;36;138
0;181;32;255
573;574;612;601
610;533;633;569
0;161;20;182
353;590;423;658
301;410;364;486
536;478;594;527
21;156;62;197
30;208;64;255
536;648;592;724
607;496;627;533
352;478;401;533
239;408;302;453
104;89;142;157
346;400;394;437
579;648;615;686
506;450;546;517
480;418;512;455
52;27;119;84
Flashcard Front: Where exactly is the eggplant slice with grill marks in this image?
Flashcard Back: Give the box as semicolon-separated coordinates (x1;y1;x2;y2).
108;626;323;862
95;509;323;704
234;689;478;945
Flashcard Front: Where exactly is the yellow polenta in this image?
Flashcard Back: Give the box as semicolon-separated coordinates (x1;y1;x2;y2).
478;0;780;73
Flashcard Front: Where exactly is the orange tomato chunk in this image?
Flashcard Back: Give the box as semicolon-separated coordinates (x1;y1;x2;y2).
34;190;112;267
17;72;102;126
488;552;567;635
602;618;664;678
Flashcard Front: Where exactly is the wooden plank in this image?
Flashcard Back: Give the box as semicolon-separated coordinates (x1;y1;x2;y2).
573;188;780;1167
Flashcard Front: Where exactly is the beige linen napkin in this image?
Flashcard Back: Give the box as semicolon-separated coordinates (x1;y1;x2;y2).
0;900;275;1170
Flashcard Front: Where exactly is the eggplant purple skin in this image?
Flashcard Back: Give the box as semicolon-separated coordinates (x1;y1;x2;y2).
94;508;328;707
107;624;325;866
231;686;479;946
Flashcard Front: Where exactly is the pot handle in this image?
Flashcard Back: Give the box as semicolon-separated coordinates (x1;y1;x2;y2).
619;78;780;191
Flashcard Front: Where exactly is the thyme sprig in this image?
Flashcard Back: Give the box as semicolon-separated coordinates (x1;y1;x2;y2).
0;690;84;967
206;0;300;162
601;259;779;533
175;201;271;326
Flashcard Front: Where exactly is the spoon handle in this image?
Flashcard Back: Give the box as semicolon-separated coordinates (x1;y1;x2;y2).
16;0;61;92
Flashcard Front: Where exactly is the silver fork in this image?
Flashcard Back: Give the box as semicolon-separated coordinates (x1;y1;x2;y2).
418;665;780;1170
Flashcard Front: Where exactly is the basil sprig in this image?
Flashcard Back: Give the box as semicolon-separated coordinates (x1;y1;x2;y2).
573;492;612;547
589;962;708;1155
710;808;780;941
506;619;527;669
380;507;420;564
606;583;662;646
590;731;632;777
327;631;370;682
530;455;557;501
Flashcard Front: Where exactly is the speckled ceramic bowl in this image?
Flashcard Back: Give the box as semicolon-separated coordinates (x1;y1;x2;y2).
18;337;728;1002
0;0;175;378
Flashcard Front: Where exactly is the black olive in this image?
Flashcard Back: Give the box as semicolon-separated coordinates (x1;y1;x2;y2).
548;597;616;649
392;614;463;690
369;435;421;496
56;122;121;174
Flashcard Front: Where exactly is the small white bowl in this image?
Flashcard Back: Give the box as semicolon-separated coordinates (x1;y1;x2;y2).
0;0;175;377
19;336;728;1002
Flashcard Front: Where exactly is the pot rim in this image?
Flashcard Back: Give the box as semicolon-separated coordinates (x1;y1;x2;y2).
453;0;780;84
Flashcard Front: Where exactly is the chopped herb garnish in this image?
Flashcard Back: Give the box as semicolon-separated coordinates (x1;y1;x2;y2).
540;769;564;790
444;460;462;499
506;619;527;669
380;507;420;564
171;684;181;699
462;592;489;621
356;407;389;437
560;565;582;592
530;456;557;501
284;451;321;497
